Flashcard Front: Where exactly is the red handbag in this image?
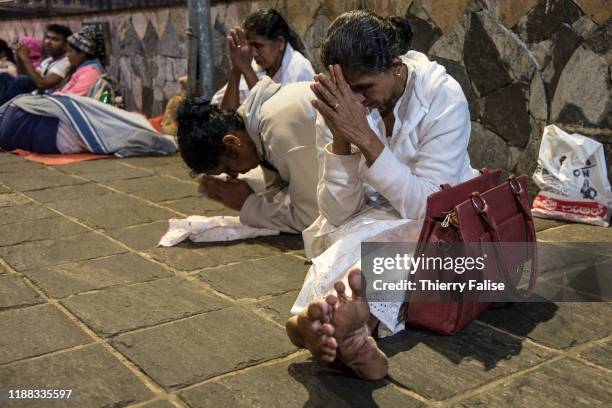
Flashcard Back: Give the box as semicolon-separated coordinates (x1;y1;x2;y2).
403;169;537;335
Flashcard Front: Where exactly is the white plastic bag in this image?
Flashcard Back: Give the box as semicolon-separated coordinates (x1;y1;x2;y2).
532;125;612;227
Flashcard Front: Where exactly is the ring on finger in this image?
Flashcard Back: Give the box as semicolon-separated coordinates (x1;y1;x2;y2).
333;102;340;110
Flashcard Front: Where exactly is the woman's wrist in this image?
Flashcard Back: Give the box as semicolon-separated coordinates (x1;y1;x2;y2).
331;137;351;155
357;135;384;166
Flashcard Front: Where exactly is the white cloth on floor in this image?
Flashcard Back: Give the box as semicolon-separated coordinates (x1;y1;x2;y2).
158;215;279;247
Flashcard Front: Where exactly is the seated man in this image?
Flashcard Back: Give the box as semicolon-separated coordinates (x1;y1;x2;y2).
177;76;319;233
0;24;72;105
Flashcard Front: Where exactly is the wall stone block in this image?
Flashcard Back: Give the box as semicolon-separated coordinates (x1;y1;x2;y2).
573;0;612;24
551;45;611;127
464;12;512;95
421;0;469;33
429;13;469;62
483;82;532;147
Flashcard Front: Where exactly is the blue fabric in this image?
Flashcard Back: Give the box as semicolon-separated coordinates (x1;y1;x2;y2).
0;106;60;153
0;75;38;105
51;95;106;153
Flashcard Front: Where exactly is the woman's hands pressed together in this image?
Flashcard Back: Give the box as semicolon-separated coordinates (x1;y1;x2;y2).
227;27;254;76
310;65;383;165
198;175;254;211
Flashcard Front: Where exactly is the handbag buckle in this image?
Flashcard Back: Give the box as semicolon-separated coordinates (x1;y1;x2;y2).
508;177;522;195
470;193;488;214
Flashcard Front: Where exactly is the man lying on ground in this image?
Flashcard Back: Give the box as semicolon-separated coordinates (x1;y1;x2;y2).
177;76;319;233
0;93;177;157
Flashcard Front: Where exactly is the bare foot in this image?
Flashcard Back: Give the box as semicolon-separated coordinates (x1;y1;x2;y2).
286;300;337;363
328;267;388;380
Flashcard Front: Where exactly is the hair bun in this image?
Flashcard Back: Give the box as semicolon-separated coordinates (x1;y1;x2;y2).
385;16;413;55
177;98;216;124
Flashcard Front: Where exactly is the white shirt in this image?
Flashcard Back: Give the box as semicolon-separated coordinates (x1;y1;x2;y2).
211;42;315;105
316;51;477;229
35;56;72;94
37;56;71;79
237;77;319;233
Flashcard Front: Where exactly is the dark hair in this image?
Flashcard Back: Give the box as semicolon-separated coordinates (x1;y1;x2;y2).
321;10;411;75
0;39;14;63
46;24;72;41
243;8;306;54
386;15;413;55
176;100;245;173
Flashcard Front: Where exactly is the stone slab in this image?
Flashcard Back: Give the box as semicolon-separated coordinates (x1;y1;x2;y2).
181;356;424;408
0;152;26;164
453;358;612;407
252;291;300;326
257;234;306;253
541;257;612;301
537;223;612;243
0;274;44;310
104;176;198;202
62;277;229;337
534;217;566;232
162;196;235;216
198;255;308;300
49;193;176;230
0;192;30;207
0;169;86;192
0;233;126;271
0;203;57;226
0;304;91;365
145;241;279;271
84;167;155;182
479;302;612;349
0;160;44;174
0;217;87;247
121;155;183;168
579;340;612;370
105;221;168;250
152;164;192;180
24;183;111;203
112;307;296;390
138;400;177;408
379;322;554;400
55;159;128;174
24;253;173;298
0;344;153;407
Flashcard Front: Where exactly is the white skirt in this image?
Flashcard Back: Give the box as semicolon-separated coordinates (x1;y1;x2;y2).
293;205;422;334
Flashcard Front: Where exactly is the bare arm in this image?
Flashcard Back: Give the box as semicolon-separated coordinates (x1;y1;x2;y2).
16;44;64;90
219;69;242;111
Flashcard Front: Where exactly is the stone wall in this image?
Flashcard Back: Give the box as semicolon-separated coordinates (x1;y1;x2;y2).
0;0;610;185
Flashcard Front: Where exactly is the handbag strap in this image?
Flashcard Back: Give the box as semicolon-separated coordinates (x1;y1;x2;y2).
471;177;537;300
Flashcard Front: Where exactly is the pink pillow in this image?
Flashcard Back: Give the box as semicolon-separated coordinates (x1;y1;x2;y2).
19;36;44;69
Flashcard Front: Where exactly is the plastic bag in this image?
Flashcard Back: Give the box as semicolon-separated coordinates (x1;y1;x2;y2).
532;125;612;227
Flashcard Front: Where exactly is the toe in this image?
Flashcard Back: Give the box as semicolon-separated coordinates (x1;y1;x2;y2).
334;281;347;301
321;322;335;337
307;300;329;323
347;267;364;299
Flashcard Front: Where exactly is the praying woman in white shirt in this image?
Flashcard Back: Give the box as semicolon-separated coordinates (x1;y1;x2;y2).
285;10;477;381
211;8;315;111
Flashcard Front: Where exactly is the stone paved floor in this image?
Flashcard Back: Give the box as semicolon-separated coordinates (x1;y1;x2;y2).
0;151;610;408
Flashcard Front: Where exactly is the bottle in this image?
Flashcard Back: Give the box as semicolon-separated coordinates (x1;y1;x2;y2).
99;88;112;104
